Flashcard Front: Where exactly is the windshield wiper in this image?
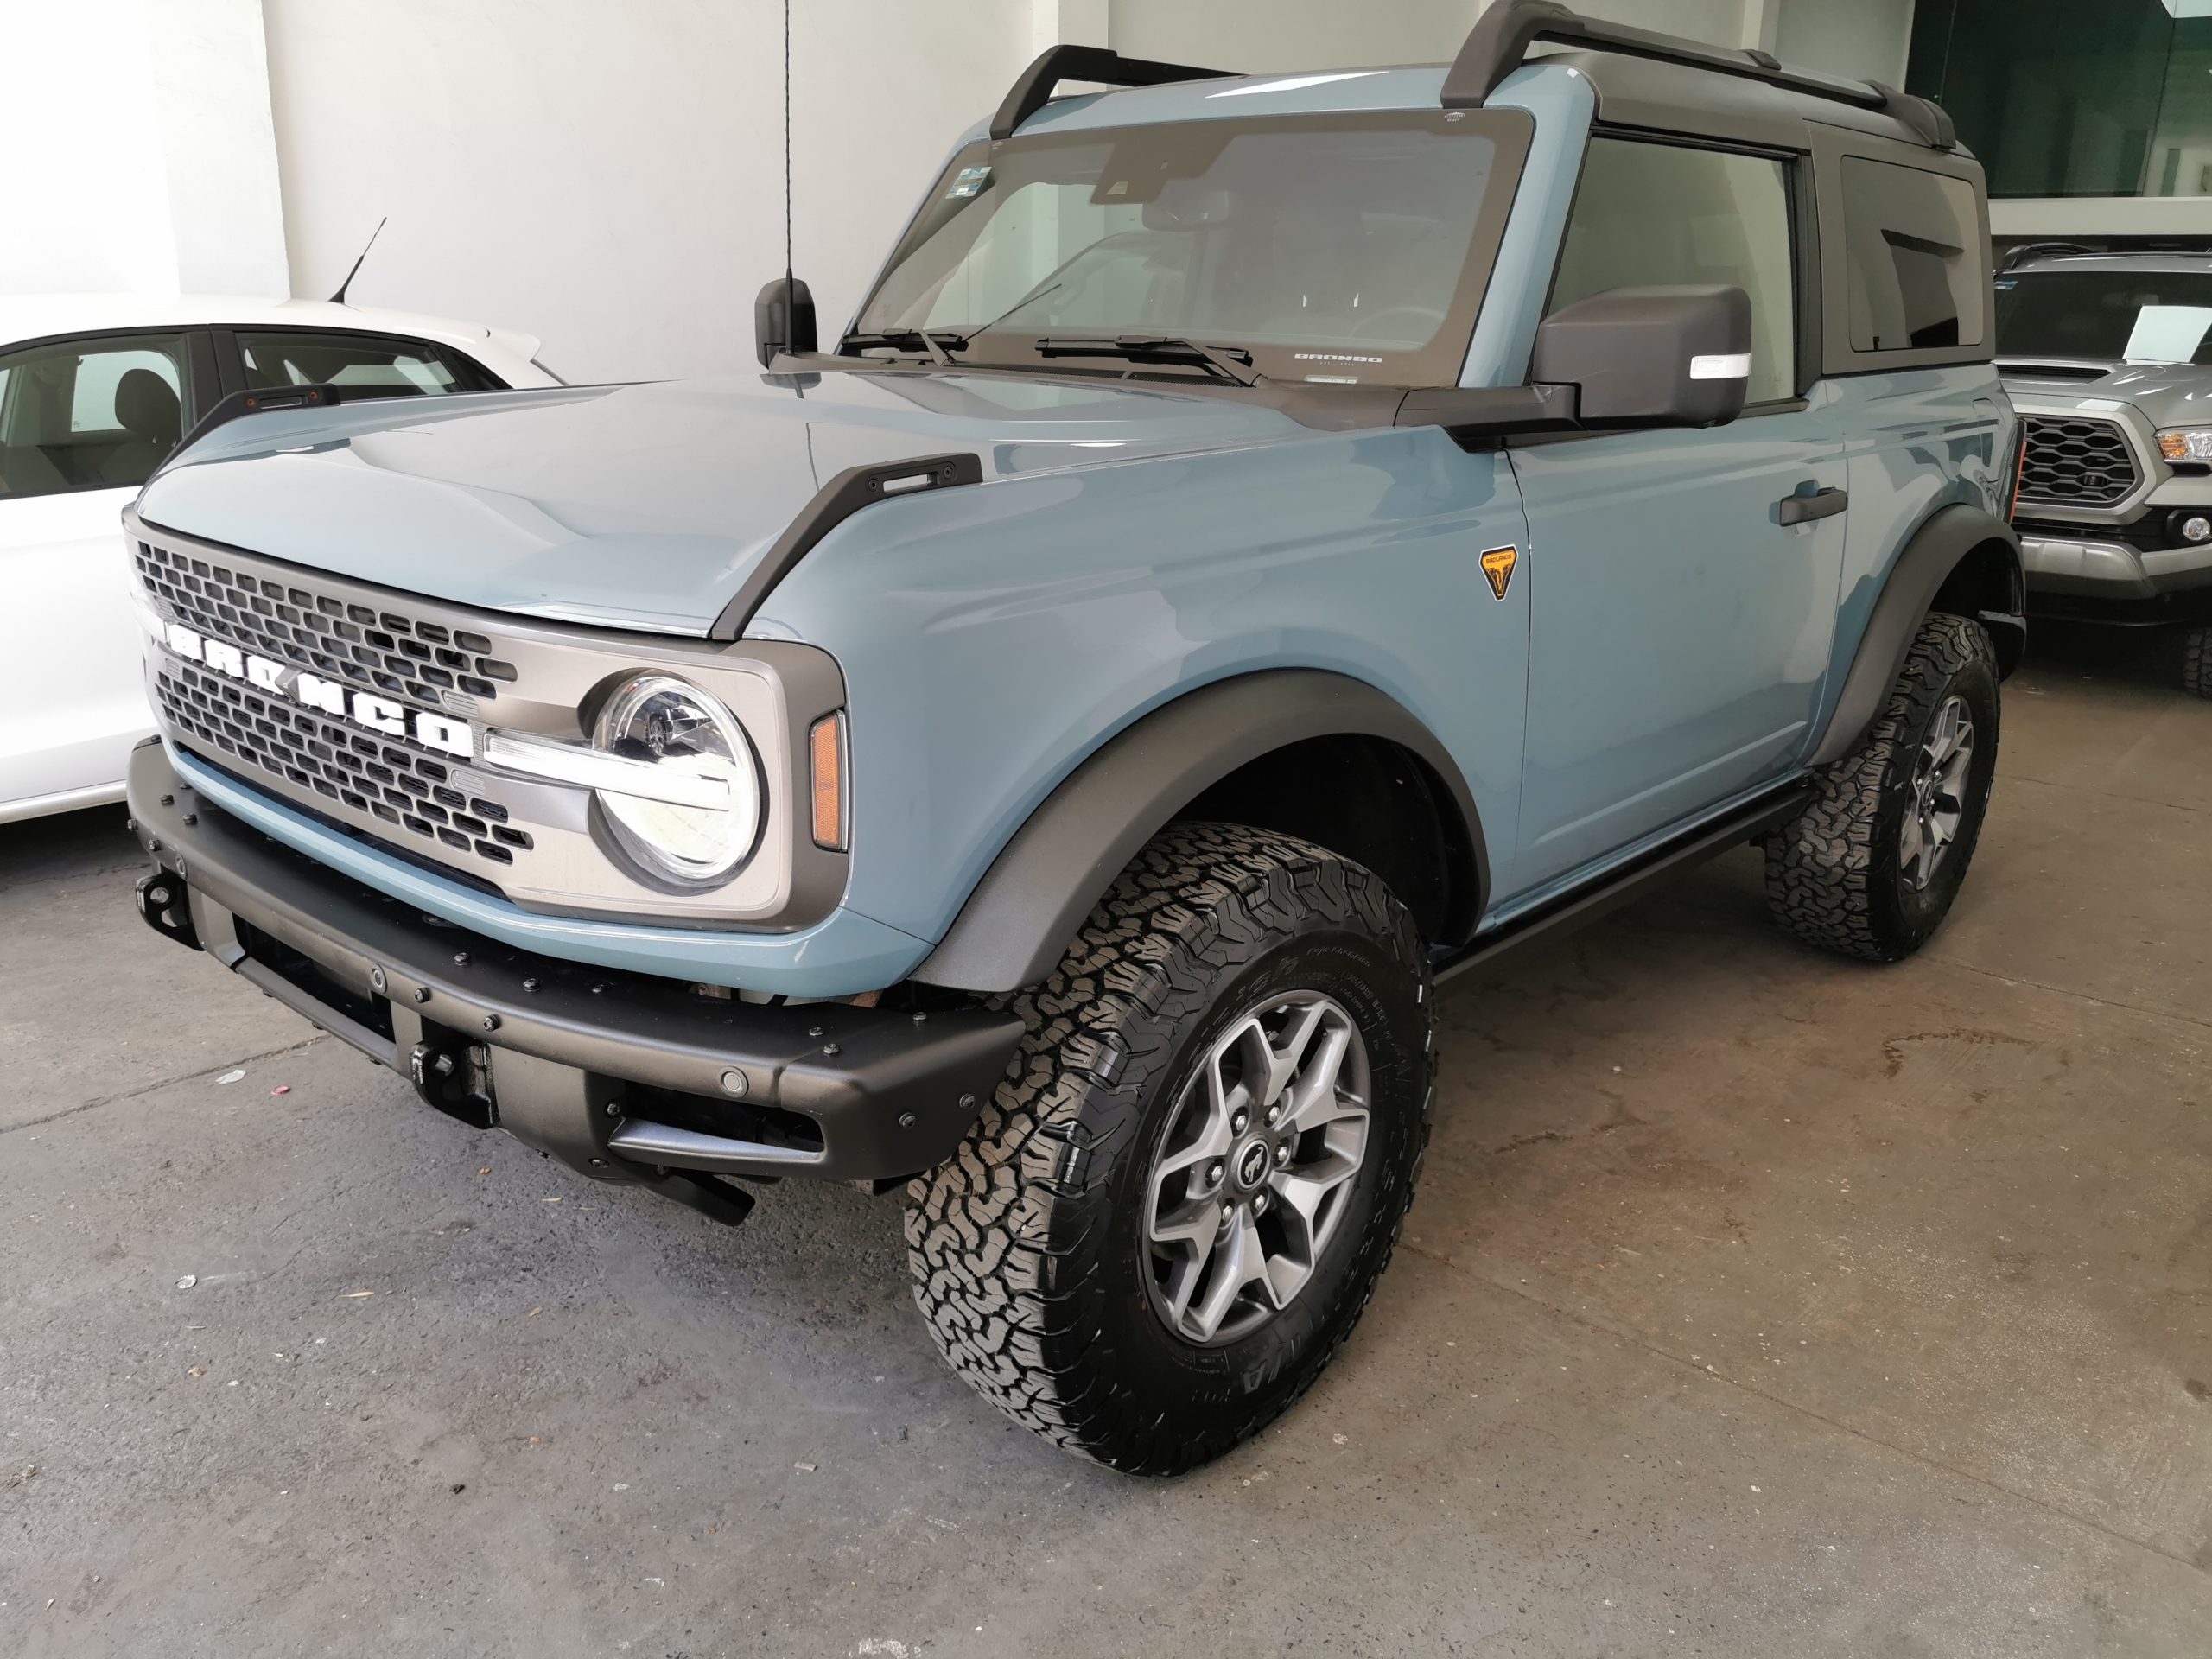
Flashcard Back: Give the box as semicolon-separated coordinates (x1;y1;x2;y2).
1034;335;1261;386
838;327;964;366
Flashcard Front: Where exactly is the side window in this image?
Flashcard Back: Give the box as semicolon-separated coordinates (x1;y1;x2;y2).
1549;138;1796;404
0;334;194;500
234;331;479;399
1839;159;1984;353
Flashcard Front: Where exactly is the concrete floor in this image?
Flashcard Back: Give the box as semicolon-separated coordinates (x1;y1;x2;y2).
3;633;2208;1657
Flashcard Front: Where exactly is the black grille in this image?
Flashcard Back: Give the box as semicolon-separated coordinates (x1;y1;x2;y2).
2017;416;2140;509
155;660;533;870
134;541;518;708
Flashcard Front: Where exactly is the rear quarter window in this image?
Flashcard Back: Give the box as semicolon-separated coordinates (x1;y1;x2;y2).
1840;157;1985;353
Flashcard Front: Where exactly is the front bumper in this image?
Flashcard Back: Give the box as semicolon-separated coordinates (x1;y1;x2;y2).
2017;531;2212;626
127;741;1021;1212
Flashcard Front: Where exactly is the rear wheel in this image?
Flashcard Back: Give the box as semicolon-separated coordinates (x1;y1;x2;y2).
905;823;1434;1474
1764;612;2000;962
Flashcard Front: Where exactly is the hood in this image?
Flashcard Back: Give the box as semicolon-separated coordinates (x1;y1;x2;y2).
1998;359;2212;431
134;371;1309;635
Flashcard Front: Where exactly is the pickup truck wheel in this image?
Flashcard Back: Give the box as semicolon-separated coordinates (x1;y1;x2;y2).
1763;612;1999;963
905;823;1434;1475
2184;626;2212;700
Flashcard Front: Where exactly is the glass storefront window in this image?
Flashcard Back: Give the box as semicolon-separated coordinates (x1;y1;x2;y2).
1908;0;2212;200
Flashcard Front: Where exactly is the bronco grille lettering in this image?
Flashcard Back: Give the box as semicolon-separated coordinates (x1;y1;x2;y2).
149;620;475;760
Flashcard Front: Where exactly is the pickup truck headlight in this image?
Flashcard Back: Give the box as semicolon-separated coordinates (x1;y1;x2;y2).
2158;429;2212;461
591;675;762;885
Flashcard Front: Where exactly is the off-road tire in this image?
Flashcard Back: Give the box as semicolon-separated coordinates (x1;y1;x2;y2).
905;823;1434;1475
1764;612;2000;962
2184;626;2212;700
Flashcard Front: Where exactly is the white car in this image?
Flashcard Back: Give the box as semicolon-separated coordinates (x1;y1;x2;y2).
0;296;559;823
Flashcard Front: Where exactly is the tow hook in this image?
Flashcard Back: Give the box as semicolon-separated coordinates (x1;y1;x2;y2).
135;869;201;951
410;1038;498;1130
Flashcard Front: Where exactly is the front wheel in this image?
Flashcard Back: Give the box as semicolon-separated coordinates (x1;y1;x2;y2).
1764;611;2000;962
2184;626;2211;700
905;823;1434;1475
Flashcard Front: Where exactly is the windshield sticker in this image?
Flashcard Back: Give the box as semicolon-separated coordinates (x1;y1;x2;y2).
947;165;992;200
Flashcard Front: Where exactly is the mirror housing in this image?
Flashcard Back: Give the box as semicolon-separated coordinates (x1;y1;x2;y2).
1531;283;1752;429
754;276;818;368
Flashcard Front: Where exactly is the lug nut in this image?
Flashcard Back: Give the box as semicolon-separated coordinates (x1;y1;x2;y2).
1254;1190;1270;1214
1230;1109;1249;1134
1274;1142;1292;1167
1220;1203;1234;1222
1264;1104;1280;1127
1206;1160;1225;1187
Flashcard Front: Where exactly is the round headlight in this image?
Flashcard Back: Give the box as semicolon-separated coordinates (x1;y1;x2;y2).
592;674;761;887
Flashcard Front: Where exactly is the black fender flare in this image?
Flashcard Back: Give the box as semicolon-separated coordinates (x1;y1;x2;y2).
1808;504;2024;768
910;670;1490;994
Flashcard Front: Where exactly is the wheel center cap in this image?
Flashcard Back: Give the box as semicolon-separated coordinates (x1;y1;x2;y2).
1235;1139;1271;1190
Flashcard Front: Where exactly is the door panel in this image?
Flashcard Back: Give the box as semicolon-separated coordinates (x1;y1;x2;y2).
0;329;201;814
1503;133;1845;892
1510;410;1847;886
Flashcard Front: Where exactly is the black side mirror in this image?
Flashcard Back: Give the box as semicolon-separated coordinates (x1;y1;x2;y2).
754;276;818;368
1531;283;1752;429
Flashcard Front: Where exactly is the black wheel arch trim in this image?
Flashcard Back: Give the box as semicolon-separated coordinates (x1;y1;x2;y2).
910;670;1491;994
1808;504;2023;769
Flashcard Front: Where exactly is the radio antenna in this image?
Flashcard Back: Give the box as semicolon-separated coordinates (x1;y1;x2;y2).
328;217;387;305
783;0;794;298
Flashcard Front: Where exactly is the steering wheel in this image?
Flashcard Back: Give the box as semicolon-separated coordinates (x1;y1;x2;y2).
1350;305;1446;341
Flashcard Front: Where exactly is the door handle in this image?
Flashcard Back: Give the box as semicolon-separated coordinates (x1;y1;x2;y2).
1777;486;1848;526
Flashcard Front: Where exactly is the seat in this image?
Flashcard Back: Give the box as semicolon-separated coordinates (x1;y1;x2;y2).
96;367;182;486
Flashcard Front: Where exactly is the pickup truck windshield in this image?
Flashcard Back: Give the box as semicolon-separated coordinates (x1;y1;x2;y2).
850;110;1529;387
1996;270;2212;365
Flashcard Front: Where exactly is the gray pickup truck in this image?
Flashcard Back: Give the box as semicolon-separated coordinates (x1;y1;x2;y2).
1997;247;2212;696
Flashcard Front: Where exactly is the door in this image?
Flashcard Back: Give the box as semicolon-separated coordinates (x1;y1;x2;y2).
0;330;209;817
1508;136;1848;891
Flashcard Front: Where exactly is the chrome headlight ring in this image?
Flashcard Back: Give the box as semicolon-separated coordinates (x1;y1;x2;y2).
484;673;764;890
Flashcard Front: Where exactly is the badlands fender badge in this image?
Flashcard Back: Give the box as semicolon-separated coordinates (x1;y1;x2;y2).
1480;544;1519;602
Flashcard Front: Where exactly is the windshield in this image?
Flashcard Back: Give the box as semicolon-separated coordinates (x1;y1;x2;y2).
849;110;1529;387
1995;270;2212;365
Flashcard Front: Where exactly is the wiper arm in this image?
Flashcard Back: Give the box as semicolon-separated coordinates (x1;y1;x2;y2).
1034;335;1261;386
838;327;965;366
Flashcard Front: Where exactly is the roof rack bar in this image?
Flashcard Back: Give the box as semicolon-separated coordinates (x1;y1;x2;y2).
989;45;1233;141
1444;0;1955;150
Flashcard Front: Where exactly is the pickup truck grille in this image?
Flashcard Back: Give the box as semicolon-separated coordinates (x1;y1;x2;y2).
134;541;518;707
2016;415;2140;510
154;658;533;868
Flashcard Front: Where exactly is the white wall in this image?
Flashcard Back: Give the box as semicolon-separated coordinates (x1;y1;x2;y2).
1775;0;1913;86
263;0;1033;384
0;0;287;297
1109;0;1484;73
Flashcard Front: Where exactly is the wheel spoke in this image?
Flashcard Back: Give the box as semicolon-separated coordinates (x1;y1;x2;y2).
1284;1020;1357;1132
1187;1209;1271;1342
1899;810;1925;882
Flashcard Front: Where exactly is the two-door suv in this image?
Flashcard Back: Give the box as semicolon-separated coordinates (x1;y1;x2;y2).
124;3;2023;1472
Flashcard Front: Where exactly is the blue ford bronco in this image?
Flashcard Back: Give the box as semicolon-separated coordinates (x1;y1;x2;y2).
124;4;2022;1472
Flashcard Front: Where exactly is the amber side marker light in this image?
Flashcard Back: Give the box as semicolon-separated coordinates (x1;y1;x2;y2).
810;712;848;850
